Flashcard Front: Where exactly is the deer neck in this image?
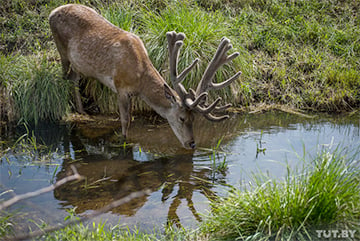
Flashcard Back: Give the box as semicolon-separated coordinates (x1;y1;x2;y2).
139;68;174;119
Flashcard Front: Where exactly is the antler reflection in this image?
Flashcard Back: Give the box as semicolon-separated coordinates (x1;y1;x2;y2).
55;146;221;227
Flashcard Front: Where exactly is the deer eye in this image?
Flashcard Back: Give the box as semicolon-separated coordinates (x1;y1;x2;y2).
179;117;185;123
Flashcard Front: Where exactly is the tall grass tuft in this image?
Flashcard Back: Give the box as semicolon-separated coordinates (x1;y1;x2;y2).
0;54;17;123
98;1;139;32
40;219;198;241
201;146;360;240
9;53;71;124
140;2;243;104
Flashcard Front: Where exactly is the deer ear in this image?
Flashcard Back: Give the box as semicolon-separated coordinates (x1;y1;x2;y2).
164;84;176;104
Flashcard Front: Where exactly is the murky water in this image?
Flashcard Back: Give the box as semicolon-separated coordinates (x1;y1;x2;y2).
1;112;359;233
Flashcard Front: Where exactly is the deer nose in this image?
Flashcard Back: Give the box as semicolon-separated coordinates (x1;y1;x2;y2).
189;141;196;149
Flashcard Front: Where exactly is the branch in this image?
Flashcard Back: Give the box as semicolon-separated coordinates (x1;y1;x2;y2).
0;165;83;211
5;189;151;241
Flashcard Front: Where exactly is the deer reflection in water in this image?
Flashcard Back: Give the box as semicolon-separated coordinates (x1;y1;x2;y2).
55;148;216;227
54;116;238;227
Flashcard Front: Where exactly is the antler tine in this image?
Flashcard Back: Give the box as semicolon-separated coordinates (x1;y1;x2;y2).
194;97;222;114
204;113;230;122
212;70;242;91
201;103;232;121
214;103;232;112
195;37;241;96
184;92;208;109
188;36;241;121
178;58;199;83
166;31;199;99
166;31;184;85
194;97;231;121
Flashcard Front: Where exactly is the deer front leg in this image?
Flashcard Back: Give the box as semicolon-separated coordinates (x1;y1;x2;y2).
59;55;86;114
72;75;85;115
117;91;132;138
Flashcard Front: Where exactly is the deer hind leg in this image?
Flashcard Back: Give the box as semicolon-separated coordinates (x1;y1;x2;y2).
117;91;132;138
59;54;85;114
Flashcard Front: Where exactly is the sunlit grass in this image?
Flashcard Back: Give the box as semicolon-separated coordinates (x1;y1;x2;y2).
1;52;71;124
200;146;360;240
226;0;360;111
36;206;205;240
141;1;243;104
1;0;360;122
99;1;138;32
37;213;199;241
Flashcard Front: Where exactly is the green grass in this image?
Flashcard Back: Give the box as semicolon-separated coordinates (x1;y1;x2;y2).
200;147;360;240
140;1;244;104
0;210;14;237
2;207;199;241
0;124;62;171
1;0;360;123
0;52;71;124
225;0;360;111
39;221;197;241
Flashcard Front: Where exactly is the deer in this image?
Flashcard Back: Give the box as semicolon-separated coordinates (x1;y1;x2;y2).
49;4;241;149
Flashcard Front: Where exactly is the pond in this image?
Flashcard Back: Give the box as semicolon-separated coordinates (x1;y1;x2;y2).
1;111;359;234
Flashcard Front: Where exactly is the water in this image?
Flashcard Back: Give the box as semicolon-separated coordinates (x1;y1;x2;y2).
1;112;359;233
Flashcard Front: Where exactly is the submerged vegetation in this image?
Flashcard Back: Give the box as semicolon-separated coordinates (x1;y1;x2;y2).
1;0;360;123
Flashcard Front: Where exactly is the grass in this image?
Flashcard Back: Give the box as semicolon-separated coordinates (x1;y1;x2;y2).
0;55;16;123
200;146;360;240
39;220;196;241
209;139;228;177
1;206;198;241
39;208;168;241
3;54;66;124
0;124;63;175
1;0;360;123
141;1;244;104
8;53;71;124
47;224;204;241
0;210;14;237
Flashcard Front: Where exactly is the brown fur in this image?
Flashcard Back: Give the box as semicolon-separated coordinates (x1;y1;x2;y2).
49;4;195;149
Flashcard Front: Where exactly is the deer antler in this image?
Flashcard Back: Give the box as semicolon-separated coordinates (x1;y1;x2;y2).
166;31;200;99
196;37;242;95
166;31;241;121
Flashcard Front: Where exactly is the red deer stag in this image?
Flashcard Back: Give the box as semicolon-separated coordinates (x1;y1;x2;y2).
49;4;241;149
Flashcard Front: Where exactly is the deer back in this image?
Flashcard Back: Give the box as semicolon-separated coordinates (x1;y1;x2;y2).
49;4;153;94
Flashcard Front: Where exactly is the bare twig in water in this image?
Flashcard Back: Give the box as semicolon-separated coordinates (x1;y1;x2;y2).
5;189;151;241
0;165;83;211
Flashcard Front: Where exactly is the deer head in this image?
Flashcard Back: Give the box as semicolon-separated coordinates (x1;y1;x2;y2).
165;31;242;149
